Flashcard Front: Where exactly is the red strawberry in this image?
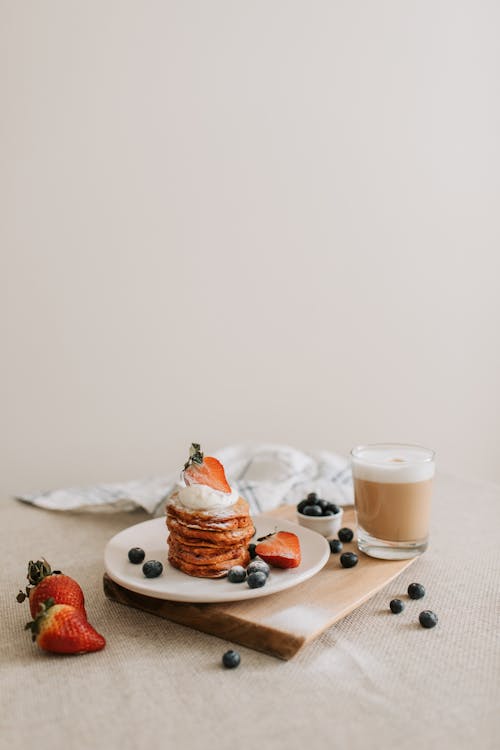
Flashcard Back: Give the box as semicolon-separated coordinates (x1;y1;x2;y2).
25;598;106;655
183;443;231;493
17;559;85;618
255;531;302;569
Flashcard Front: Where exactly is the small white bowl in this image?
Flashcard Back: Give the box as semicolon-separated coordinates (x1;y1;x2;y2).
296;507;344;538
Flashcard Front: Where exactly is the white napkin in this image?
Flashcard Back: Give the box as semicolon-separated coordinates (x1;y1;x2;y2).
16;443;353;516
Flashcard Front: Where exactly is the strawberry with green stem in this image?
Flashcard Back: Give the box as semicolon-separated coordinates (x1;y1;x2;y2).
183;443;231;493
17;559;85;618
25;598;105;655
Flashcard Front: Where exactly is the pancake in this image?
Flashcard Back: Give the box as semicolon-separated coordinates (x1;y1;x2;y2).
165;489;254;578
166;493;251;531
168;539;249;564
168;547;250;579
166;516;255;547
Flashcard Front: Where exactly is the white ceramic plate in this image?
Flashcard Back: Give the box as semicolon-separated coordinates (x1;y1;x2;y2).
104;515;330;603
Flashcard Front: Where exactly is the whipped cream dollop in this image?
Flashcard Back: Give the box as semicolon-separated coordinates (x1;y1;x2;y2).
176;483;239;510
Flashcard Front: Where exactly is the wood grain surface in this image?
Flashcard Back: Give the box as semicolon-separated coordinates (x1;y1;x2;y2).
103;506;416;659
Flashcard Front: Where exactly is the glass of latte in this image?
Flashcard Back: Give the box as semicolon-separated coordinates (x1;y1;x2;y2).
351;444;435;559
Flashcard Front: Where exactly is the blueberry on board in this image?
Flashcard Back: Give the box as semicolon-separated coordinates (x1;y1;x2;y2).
222;650;241;669
340;552;358;568
247;571;267;589
128;547;145;564
307;492;318;502
329;539;343;554
248;543;258;559
408;583;426;600
419;610;438;629
390;598;405;614
338;528;354;543
142;560;163;578
302;505;323;517
297;499;310;513
227;566;247;583
247;559;270;577
326;503;340;515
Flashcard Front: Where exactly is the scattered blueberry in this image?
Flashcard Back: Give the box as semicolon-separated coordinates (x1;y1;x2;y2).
340;552;358;568
142;560;163;578
307;492;318;502
128;547;145;564
248;543;258;560
338;528;354;543
302;505;323;517
408;583;426;600
222;650;241;669
227;566;247;583
247;560;270;577
419;610;438;629
247;571;267;589
329;539;343;554
390;598;405;614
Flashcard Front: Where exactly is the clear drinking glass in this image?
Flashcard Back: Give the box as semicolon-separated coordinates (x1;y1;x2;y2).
351;443;435;560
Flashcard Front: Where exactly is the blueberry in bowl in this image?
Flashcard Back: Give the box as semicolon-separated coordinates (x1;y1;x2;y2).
295;493;343;538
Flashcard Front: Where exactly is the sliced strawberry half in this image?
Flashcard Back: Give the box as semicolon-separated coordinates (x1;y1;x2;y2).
255;531;301;569
183;443;231;493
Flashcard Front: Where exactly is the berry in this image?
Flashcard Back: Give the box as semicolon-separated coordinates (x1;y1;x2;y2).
183;443;231;493
326;503;340;515
338;527;354;543
222;649;241;668
317;500;329;511
246;560;270;577
296;499;310;513
227;566;246;583
390;599;405;614
142;560;163;578
248;543;258;560
408;583;425;600
302;505;323;517
419;610;438;629
25;598;105;654
329;539;343;554
247;571;267;589
128;547;145;564
340;552;358;568
17;559;85;619
307;492;318;502
255;531;301;569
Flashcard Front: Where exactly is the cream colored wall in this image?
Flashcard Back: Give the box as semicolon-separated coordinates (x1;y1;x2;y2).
2;1;500;498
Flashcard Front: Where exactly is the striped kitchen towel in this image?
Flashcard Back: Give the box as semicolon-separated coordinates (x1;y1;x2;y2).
16;443;353;515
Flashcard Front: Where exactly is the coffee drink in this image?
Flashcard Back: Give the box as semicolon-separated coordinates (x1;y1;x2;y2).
351;444;435;559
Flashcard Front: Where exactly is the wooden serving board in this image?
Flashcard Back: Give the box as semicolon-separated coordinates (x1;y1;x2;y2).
103;506;416;660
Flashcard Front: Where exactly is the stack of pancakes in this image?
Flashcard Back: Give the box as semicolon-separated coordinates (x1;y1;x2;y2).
166;492;255;578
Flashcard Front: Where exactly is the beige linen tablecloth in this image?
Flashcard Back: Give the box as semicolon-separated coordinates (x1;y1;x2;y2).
1;473;499;750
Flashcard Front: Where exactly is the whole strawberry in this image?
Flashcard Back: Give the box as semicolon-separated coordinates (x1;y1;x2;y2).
17;559;85;618
25;598;105;655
